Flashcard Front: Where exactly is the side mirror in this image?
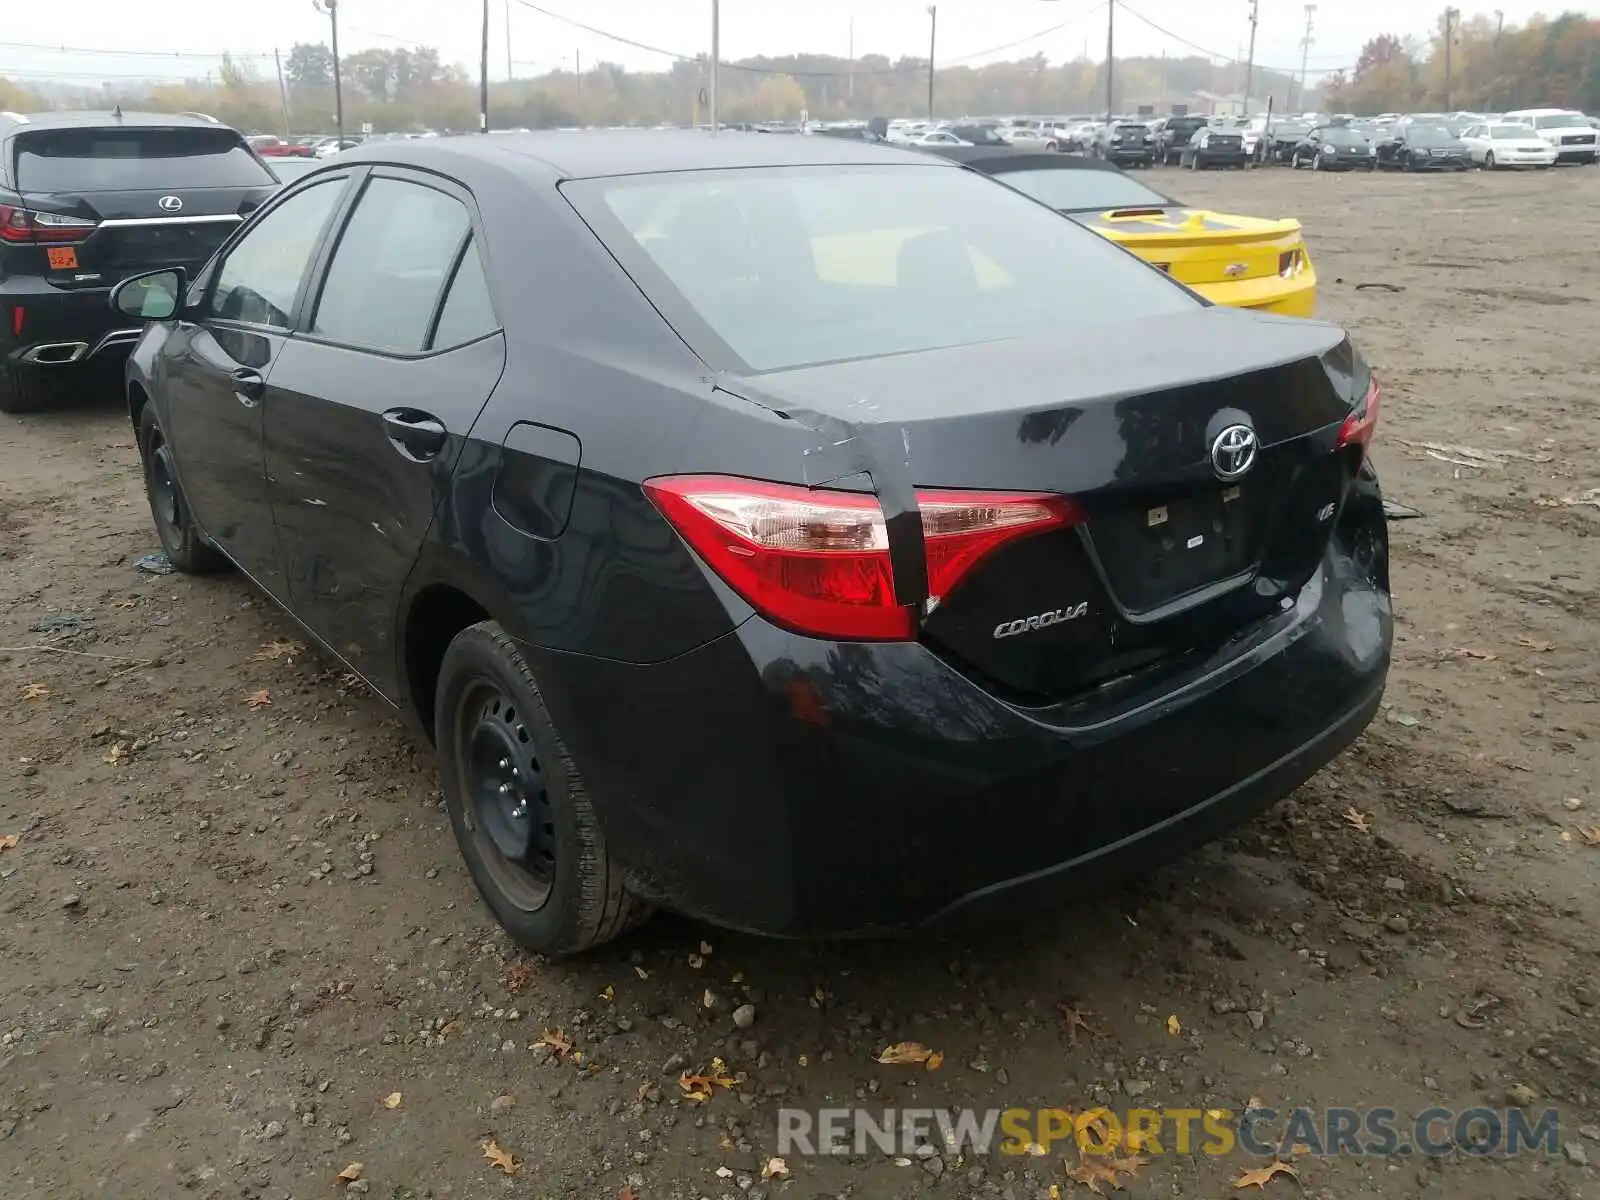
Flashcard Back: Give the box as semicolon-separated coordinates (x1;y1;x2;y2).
110;267;187;321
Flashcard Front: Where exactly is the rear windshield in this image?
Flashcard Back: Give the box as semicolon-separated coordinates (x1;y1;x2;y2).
1407;126;1457;146
15;127;275;192
567;164;1196;373
989;165;1170;211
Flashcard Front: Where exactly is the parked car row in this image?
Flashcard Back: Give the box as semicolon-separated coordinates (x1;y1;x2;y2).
0;107;1394;959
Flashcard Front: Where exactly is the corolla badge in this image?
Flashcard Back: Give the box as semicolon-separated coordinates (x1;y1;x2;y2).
157;195;184;212
1210;424;1259;481
993;602;1089;639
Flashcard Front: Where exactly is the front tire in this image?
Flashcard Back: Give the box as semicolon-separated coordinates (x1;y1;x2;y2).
436;621;648;956
1484;151;1496;170
137;404;228;574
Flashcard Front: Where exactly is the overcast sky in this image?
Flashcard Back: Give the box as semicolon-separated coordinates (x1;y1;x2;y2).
1;0;1592;87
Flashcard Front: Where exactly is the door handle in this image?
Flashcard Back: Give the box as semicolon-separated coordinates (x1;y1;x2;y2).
230;367;265;404
381;408;448;461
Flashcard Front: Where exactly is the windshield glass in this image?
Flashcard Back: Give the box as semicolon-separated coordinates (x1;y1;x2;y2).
1490;124;1536;138
571;164;1196;373
16;127;276;191
1323;128;1371;146
1273;122;1310;137
1408;126;1457;146
990;165;1169;211
1113;124;1148;135
1533;113;1587;129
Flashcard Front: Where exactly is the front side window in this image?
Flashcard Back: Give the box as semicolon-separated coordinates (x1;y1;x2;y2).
568;163;1197;375
312;176;471;353
209;178;346;328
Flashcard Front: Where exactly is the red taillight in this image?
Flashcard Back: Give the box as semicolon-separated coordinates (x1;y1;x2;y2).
0;203;98;245
10;305;22;337
1336;376;1381;460
642;475;1080;641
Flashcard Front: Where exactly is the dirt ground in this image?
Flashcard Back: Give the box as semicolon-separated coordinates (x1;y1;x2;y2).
2;164;1598;1200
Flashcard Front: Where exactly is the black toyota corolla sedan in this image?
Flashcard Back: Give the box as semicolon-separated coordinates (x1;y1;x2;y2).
111;132;1391;954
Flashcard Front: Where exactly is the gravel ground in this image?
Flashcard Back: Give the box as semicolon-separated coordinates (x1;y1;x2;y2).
2;163;1598;1200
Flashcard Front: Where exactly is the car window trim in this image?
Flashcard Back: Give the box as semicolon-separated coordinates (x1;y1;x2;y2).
199;170;362;337
295;165;494;361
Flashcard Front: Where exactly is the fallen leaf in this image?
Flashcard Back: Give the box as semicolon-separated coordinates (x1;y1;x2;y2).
244;688;271;710
761;1157;790;1180
381;1092;402;1109
1023;1141;1049;1156
1166;1014;1181;1036
333;1162;364;1186
339;672;366;690
702;989;716;1009
481;1138;521;1175
1453;647;1497;661
1057;1004;1096;1045
718;1129;735;1150
678;1057;738;1102
1064;1156;1122;1195
249;638;304;664
714;1166;734;1179
1233;1160;1300;1190
633;965;649;980
534;1028;574;1058
876;1041;939;1065
1515;635;1554;652
699;940;713;955
599;984;615;1003
1049;1187;1064;1200
618;1190;638;1200
1577;826;1600;847
0;834;20;853
112;598;139;610
1342;807;1372;834
503;960;535;994
687;953;705;969
925;1051;944;1071
636;1080;654;1102
103;741;130;765
20;683;49;700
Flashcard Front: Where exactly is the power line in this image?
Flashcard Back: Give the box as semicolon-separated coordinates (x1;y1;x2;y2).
1113;0;1352;75
0;39;275;60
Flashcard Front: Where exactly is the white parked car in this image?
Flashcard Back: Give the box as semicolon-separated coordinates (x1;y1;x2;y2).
1001;123;1065;151
1458;122;1557;169
1502;108;1599;164
910;130;971;146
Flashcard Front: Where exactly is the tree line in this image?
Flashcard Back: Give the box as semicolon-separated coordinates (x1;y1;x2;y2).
2;12;1591;137
1326;11;1599;113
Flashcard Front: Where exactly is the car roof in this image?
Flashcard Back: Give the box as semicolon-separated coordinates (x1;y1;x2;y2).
335;129;946;181
922;145;1124;173
0;110;228;139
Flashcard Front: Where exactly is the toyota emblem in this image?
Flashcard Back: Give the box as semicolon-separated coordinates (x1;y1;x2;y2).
157;195;184;212
1210;424;1259;481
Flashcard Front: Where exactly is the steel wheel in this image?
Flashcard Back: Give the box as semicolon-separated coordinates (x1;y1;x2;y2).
455;680;556;912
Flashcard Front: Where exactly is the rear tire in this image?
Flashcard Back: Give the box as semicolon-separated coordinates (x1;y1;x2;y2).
436;621;648;956
0;364;50;415
137;404;229;574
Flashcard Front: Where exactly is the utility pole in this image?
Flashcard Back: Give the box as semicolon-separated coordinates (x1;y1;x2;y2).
1494;8;1504;44
927;6;937;120
480;0;490;131
710;0;720;134
1443;7;1460;111
313;0;344;145
1104;0;1115;122
848;18;855;106
575;51;582;109
505;0;513;81
273;47;292;139
1243;0;1260;116
1159;49;1166;107
1297;5;1316;113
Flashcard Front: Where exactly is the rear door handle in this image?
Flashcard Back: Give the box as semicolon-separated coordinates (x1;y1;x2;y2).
381;408;448;461
230;367;265;404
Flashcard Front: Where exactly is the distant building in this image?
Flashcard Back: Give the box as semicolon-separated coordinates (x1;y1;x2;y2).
1127;91;1250;118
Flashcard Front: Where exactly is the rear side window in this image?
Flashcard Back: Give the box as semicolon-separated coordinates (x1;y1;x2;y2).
429;238;498;349
15;127;276;192
312;177;470;353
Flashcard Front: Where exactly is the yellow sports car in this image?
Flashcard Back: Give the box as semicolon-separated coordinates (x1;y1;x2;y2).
931;146;1316;318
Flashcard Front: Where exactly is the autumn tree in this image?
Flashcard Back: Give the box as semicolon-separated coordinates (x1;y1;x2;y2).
285;42;335;90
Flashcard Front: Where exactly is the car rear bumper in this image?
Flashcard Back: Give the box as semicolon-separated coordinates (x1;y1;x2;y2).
523;495;1391;937
0;279;141;368
1196;150;1249;165
1189;267;1317;319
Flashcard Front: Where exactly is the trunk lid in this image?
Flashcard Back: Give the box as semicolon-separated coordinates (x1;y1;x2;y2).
1072;206;1302;289
12;124;278;289
736;307;1362;701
